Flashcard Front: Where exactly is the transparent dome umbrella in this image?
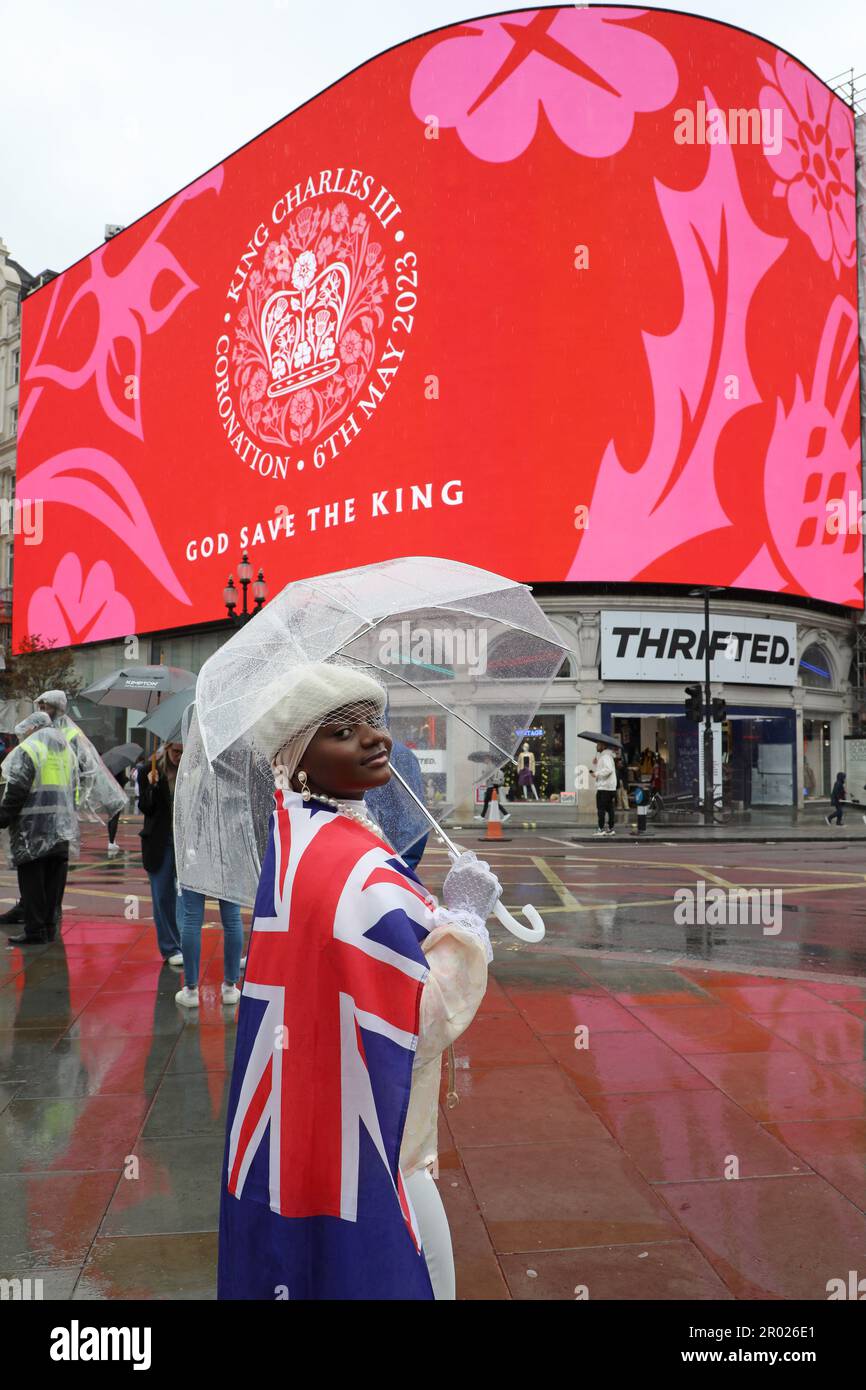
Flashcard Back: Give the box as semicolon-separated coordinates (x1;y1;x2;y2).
176;557;568;940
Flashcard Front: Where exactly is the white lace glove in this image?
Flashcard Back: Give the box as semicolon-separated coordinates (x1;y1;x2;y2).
442;850;502;918
435;851;502;963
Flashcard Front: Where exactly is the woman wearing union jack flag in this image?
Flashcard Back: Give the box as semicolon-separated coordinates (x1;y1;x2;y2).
217;661;500;1300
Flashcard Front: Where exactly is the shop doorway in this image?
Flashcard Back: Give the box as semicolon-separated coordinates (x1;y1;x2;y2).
803;719;832;799
612;715;699;804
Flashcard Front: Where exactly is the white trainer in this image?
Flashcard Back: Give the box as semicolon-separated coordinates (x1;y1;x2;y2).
221;983;241;1004
593;829;605;837
167;952;184;966
175;985;199;1008
107;843;121;858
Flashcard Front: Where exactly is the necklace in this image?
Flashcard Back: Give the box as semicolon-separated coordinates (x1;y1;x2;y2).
309;792;389;841
272;765;391;844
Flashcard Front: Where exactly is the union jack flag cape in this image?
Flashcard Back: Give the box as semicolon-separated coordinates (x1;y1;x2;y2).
217;790;436;1300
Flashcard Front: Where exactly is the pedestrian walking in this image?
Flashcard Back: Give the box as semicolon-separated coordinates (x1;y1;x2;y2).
106;767;128;858
136;742;183;964
0;712;79;946
591;739;618;836
826;772;846;826
480;764;512;823
213;661;498;1300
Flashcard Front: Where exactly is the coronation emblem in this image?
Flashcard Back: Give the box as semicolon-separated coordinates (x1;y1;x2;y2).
215;171;415;479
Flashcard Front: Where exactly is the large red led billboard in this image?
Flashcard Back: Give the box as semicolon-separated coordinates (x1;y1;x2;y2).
14;6;861;649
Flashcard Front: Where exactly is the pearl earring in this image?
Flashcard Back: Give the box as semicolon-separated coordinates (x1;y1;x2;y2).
297;769;312;802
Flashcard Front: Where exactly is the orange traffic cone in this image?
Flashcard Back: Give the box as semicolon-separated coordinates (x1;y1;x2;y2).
481;787;511;842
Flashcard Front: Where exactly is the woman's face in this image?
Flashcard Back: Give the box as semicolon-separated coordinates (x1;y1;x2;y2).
165;743;183;765
296;707;392;799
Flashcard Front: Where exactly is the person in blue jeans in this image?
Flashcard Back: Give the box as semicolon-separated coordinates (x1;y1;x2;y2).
136;744;183;964
175;888;244;1008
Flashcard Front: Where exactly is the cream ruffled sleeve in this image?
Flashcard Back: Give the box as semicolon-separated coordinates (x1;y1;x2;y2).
400;918;488;1176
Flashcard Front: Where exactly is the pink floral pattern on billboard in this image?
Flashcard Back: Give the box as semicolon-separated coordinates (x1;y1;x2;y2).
409;7;678;162
23;169;223;441
568;109;788;584
758;53;856;278
28;554;135;647
762;297;861;602
16;169;222;634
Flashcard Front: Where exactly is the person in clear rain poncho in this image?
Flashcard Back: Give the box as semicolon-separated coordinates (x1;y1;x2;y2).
34;690;126;825
213;661;501;1301
0;711;79;945
0;691;127;928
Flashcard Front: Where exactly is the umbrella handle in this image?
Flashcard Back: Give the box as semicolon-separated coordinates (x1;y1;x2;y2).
492;898;546;943
386;765;546;943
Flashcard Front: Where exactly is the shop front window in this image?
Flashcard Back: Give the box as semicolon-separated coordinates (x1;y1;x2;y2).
488;711;566;802
608;708;796;808
799;645;833;689
725;715;795;805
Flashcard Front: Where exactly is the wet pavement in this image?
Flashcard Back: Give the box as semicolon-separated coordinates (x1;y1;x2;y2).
1;819;863;1300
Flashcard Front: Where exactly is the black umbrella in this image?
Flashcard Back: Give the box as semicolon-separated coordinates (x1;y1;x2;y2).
139;690;196;745
102;743;142;775
80;666;196;776
79;665;196;713
577;729;622;749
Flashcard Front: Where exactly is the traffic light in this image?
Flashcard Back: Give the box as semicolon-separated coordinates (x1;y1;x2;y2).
711;696;727;723
685;685;703;721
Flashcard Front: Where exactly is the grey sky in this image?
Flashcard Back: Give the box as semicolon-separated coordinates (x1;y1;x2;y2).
2;0;863;276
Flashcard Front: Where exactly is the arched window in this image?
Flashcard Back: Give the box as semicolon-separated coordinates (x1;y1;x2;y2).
799;644;833;689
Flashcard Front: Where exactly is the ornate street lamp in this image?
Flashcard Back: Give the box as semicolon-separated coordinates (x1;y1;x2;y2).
224;554;268;625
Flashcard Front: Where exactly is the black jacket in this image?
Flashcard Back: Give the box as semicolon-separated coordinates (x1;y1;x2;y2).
136;765;174;874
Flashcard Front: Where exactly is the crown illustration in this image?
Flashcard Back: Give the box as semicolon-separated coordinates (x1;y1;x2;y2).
261;250;351;398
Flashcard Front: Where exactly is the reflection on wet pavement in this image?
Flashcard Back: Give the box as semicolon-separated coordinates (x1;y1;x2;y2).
0;827;863;1299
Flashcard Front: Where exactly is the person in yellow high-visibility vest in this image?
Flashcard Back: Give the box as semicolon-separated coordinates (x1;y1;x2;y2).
34;690;126;825
0;691;127;930
0;712;79;945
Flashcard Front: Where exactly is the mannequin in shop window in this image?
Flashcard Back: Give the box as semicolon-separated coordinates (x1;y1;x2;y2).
517;741;539;800
650;755;667;794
